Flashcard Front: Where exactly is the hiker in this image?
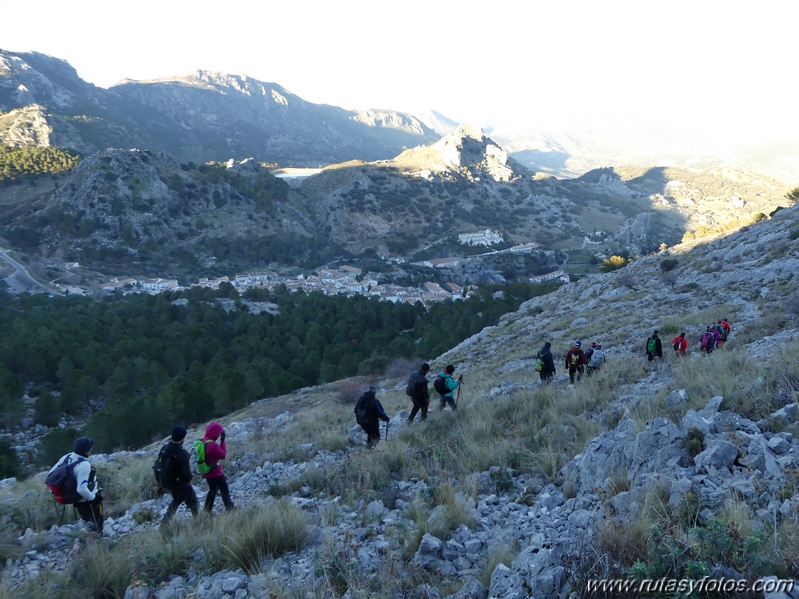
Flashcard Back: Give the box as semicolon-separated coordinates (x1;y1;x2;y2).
586;343;606;376
645;330;663;361
535;342;556;382
584;342;597;363
407;363;431;424
355;385;390;447
715;320;728;348
711;324;723;349
435;365;461;411
200;422;234;514
700;327;715;354
160;426;198;526
672;332;687;356
564;341;586;384
721;318;732;336
48;436;104;534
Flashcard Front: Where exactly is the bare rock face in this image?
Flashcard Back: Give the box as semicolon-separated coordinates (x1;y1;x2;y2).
613;211;651;252
393;124;529;182
0;104;91;152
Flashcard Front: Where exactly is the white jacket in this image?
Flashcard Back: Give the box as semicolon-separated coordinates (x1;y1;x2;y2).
48;452;97;502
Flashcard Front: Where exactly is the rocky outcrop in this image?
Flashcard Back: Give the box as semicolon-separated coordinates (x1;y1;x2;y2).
613;211;651;253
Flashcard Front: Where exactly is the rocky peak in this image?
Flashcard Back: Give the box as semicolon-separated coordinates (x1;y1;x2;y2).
394;123;528;182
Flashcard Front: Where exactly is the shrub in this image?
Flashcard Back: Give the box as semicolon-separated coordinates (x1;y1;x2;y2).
660;258;679;272
685;427;704;457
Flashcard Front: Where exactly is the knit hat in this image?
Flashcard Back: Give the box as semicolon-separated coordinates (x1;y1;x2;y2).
171;426;187;442
73;436;94;456
575;340;582;347
368;385;377;393
420;363;430;373
445;365;455;374
591;342;597;347
653;330;659;335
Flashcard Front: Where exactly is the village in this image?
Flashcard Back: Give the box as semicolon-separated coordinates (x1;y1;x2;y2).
54;230;570;303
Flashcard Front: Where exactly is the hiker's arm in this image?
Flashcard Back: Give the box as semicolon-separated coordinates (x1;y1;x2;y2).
206;440;226;461
376;400;390;422
74;461;96;502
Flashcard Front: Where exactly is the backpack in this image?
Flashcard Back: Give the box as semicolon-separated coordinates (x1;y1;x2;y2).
45;456;84;505
153;444;174;489
534;357;545;372
569;353;580;367
701;332;711;348
354;393;372;426
405;373;415;396
647;337;658;353
672;339;681;352
433;375;448;395
588;351;605;368
193;439;213;475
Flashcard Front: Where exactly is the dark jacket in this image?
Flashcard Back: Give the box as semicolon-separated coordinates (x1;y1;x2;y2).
646;335;663;357
201;421;227;479
355;391;390;424
161;441;192;487
408;370;430;402
537;343;556;373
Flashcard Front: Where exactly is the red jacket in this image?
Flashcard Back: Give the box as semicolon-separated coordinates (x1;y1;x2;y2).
672;336;687;353
201;421;227;479
564;347;586;368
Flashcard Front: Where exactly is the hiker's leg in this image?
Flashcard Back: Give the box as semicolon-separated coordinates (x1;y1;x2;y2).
216;476;234;511
420;402;428;420
76;499;103;534
408;403;420;423
204;478;218;513
569;366;576;384
446;396;457;411
438;394;446;410
184;484;199;516
163;488;181;523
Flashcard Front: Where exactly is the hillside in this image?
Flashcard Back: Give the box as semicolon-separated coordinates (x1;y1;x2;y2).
1;125;794;288
0;49;439;166
2;198;799;598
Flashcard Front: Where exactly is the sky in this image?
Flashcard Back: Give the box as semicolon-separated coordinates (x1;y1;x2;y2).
2;0;798;144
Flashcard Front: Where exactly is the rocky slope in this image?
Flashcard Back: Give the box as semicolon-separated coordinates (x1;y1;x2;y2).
3;197;799;599
0;50;439;166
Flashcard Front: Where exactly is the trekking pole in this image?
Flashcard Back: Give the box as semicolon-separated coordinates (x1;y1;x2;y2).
456;376;463;408
384;421;390;441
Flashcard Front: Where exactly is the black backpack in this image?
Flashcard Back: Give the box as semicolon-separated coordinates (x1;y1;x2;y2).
45;456;84;505
354;393;372;426
405;372;415;396
433;375;447;395
152;444;174;489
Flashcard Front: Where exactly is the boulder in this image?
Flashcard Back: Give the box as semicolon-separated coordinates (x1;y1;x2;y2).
694;441;738;473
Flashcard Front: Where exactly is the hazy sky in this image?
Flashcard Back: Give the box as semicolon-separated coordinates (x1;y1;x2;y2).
2;0;797;143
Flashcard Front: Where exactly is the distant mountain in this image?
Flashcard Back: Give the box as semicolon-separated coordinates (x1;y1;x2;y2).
0;49;439;166
490;120;799;184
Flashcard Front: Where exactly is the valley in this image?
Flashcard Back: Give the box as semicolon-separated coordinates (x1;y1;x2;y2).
3;45;799;599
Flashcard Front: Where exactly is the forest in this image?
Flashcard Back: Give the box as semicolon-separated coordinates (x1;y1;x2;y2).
0;280;559;471
0;145;82;181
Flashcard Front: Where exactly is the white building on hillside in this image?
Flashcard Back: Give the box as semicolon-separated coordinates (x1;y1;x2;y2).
458;229;503;246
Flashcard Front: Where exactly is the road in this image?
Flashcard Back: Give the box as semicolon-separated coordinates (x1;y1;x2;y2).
0;247;59;295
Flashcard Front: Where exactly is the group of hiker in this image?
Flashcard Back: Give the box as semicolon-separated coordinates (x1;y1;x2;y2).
532;340;606;384
45;317;736;534
647;318;732;360
353;363;463;447
46;421;235;535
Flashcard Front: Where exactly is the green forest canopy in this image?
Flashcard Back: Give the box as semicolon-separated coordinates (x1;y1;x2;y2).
0;145;82;181
0;280;559;456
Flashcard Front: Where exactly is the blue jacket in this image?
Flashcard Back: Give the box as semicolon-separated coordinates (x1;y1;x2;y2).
438;371;460;397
